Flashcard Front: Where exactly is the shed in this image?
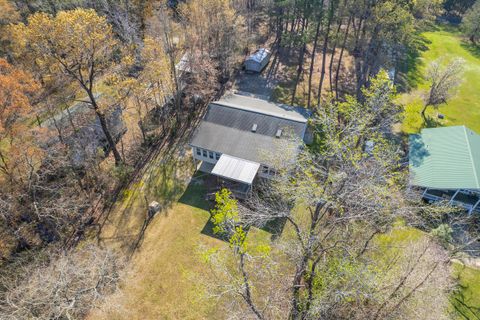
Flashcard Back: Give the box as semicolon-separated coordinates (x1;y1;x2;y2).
244;48;271;73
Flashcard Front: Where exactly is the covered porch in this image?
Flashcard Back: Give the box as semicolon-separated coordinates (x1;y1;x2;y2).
422;188;480;215
195;154;260;199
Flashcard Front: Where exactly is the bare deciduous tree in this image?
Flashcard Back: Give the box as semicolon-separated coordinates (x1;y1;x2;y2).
0;245;123;320
201;72;454;320
422;58;464;121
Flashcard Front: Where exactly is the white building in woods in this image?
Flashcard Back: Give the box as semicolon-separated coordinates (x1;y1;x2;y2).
409;126;480;214
244;48;272;73
190;93;310;198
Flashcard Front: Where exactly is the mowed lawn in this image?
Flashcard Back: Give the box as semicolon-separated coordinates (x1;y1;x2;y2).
88;144;272;319
451;262;480;319
401;26;480;133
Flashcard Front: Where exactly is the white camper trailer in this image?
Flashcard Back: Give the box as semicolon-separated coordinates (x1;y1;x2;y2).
244;48;271;73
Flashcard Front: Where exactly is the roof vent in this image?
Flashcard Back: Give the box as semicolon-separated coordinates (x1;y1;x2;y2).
276;129;282;138
251;123;257;132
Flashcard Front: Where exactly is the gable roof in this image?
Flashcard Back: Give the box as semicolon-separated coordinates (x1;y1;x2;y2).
245;48;271;64
215;93;310;123
190;93;309;166
409;126;480;190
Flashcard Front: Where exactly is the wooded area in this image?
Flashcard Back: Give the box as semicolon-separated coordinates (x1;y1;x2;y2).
1;0;480;319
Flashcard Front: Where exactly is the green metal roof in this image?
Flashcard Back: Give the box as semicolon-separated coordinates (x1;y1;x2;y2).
409;126;480;190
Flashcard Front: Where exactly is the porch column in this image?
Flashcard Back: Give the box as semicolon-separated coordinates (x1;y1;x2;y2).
470;199;480;215
449;189;460;204
422;188;429;197
193;156;198;172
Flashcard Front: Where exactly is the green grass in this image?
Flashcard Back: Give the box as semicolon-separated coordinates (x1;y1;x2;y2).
401;25;480;134
451;262;480;319
90;146;274;319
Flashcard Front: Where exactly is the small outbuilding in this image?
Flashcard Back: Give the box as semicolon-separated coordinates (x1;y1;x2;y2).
244;48;271;73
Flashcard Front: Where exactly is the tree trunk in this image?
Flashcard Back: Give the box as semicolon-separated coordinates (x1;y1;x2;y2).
316;3;334;107
335;15;352;100
306;0;325;108
289;201;326;319
239;253;264;320
307;20;322;109
95;110;123;166
83;86;123;166
290;18;309;106
421;104;429;123
328;19;343;93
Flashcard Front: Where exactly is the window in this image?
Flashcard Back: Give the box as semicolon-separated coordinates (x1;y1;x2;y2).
215;153;221;160
196;148;201;156
209;151;214;159
202;149;207;157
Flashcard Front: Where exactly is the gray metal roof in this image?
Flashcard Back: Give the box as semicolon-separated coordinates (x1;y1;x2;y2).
216;93;310;123
205;103;306;137
190;94;308;166
245;48;271;64
212;154;260;185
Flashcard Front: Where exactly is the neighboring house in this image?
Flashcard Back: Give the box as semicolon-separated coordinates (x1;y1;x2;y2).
190;93;310;198
409;125;480;214
244;48;271;73
43;100;127;168
176;53;192;77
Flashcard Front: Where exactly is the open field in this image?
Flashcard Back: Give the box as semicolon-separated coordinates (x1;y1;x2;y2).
401;26;480;133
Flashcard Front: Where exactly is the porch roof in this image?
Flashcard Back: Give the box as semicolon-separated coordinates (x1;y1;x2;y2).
211;154;260;185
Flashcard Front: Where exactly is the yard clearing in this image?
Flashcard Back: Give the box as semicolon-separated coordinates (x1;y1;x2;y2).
88;141;272;319
88;142;224;319
401;25;480;134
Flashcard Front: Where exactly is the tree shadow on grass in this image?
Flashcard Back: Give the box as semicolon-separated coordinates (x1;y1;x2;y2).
397;34;432;92
461;41;480;60
451;264;480;319
201;217;287;243
200;220;231;242
178;180;211;212
179;175;288;242
96;145;195;257
423;114;447;129
257;217;287;241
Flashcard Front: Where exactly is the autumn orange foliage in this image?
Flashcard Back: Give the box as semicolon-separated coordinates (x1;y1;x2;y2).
0;58;42;179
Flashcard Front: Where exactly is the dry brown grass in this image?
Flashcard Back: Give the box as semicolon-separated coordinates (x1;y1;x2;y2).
89;144;274;319
272;47;355;106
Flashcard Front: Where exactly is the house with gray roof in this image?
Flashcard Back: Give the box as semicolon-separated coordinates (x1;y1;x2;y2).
43;99;126;168
409;125;480;214
190;93;310;198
